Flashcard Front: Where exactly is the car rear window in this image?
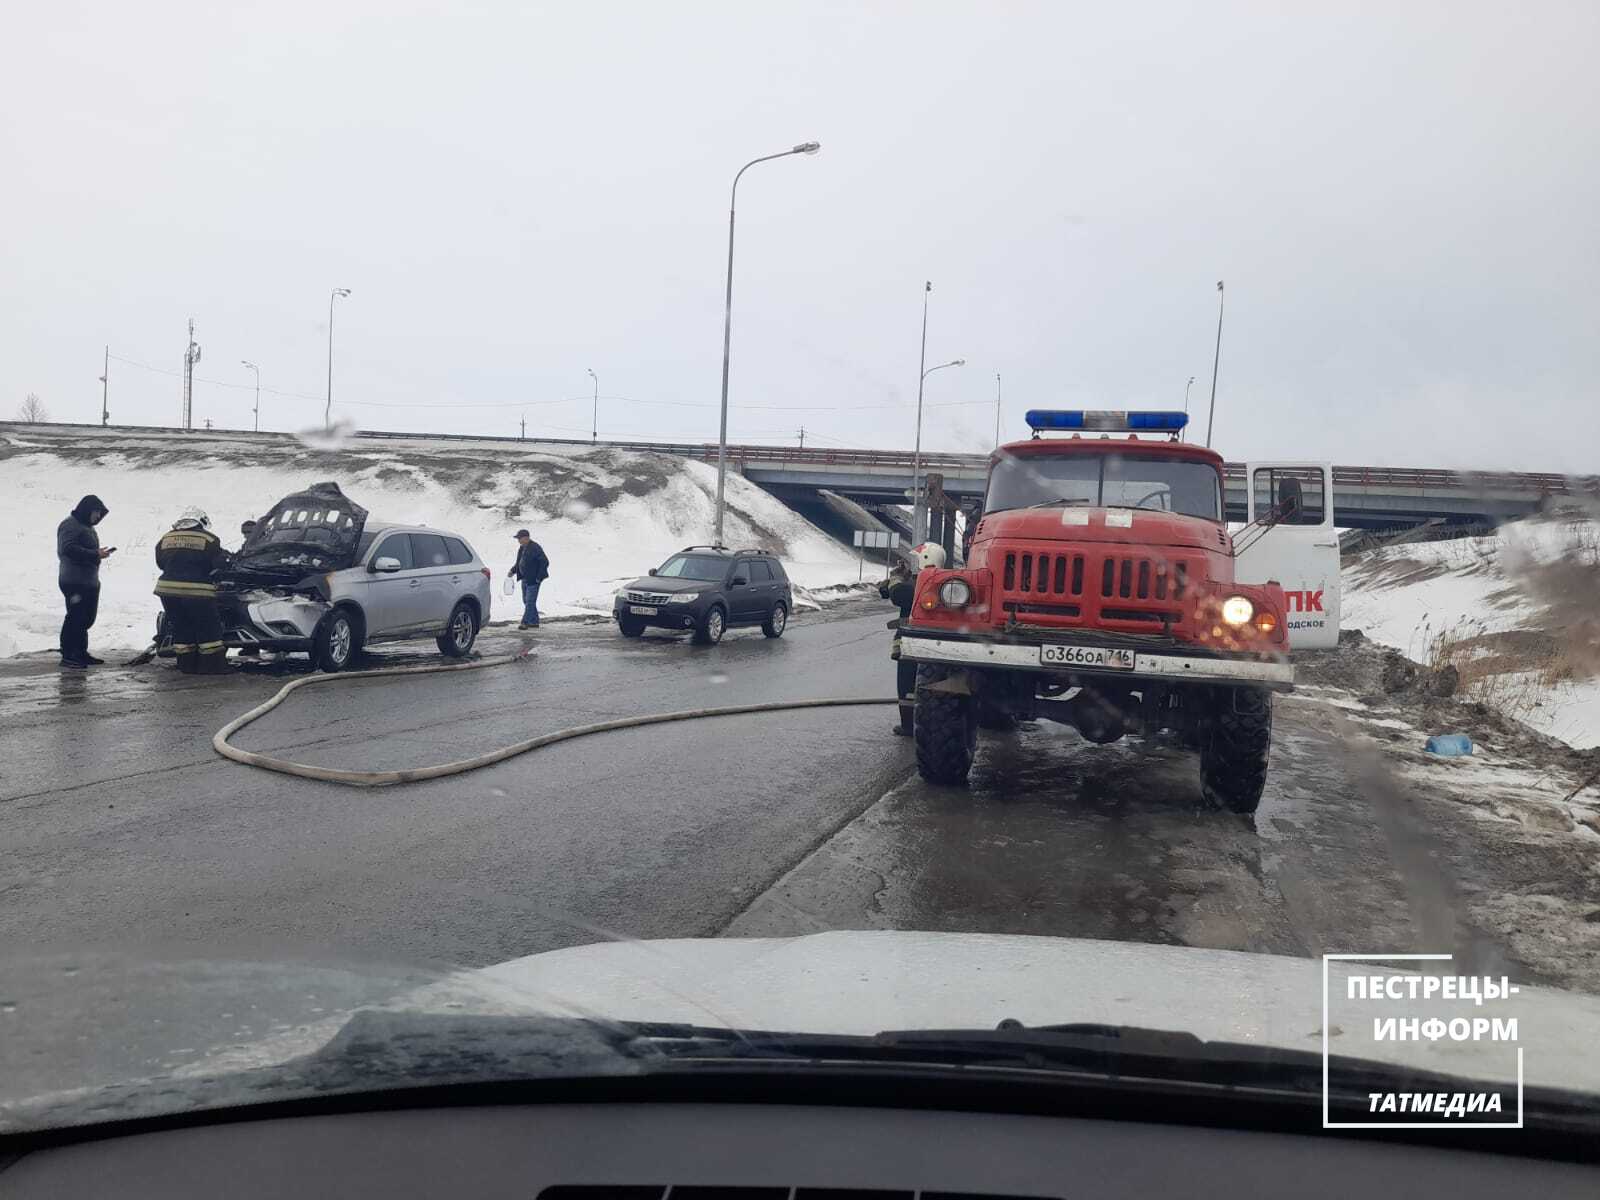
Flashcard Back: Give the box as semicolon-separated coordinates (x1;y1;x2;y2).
444;538;474;565
750;560;773;582
768;559;787;581
410;533;451;568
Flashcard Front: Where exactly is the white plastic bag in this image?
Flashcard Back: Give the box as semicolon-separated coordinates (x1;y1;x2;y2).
502;576;517;597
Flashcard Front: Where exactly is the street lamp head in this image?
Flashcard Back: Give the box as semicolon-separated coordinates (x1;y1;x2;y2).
587;368;596;380
793;141;821;155
333;287;351;298
952;359;967;367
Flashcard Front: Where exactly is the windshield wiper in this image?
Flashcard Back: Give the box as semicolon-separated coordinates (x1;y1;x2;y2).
1022;497;1095;511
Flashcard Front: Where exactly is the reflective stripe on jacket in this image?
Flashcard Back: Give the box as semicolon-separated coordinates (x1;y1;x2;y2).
153;527;228;597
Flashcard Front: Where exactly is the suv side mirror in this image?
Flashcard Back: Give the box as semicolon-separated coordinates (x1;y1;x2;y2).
371;556;402;573
729;575;747;588
647;567;658;576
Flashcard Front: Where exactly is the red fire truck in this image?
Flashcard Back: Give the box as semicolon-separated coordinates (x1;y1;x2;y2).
896;409;1339;813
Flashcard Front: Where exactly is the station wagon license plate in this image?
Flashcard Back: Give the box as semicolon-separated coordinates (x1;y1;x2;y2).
630;605;659;616
1040;643;1135;670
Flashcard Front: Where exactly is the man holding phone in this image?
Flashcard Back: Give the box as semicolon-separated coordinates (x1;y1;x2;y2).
56;494;112;669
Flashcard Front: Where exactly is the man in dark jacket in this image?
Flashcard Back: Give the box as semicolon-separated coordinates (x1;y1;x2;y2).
508;528;549;630
155;508;231;674
57;494;112;668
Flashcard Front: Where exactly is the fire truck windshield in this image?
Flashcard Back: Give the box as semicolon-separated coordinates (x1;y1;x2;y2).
986;452;1223;520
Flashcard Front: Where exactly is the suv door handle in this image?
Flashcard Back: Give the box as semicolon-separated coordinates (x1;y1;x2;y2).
409;580;422;588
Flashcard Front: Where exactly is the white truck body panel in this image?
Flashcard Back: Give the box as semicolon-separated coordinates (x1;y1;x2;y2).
1235;461;1341;651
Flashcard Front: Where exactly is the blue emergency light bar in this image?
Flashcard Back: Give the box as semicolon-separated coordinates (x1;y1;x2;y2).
1024;409;1189;433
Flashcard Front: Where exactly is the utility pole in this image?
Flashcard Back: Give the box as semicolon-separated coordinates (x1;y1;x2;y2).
912;282;931;541
182;319;202;430
993;372;1002;449
241;361;260;432
326;287;351;431
1205;280;1225;448
99;346;109;426
520;415;526;441
798;426;805;449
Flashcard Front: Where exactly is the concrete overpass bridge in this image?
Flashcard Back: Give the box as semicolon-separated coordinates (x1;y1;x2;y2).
12;422;1595;532
658;443;1598;531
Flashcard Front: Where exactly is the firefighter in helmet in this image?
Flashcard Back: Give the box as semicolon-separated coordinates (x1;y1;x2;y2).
879;540;946;736
155;508;232;674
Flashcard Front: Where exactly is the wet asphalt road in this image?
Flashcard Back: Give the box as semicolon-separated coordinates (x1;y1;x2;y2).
2;599;1524;979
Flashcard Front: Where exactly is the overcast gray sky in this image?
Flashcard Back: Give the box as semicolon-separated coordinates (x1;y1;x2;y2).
3;1;1596;472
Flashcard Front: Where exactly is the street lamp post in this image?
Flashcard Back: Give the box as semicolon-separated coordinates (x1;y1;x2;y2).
911;355;966;542
1204;280;1225;448
325;287;351;431
713;140;821;547
587;368;598;442
241;360;260;432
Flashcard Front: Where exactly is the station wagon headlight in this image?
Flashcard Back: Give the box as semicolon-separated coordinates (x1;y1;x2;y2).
1221;595;1254;626
665;592;699;604
938;578;973;608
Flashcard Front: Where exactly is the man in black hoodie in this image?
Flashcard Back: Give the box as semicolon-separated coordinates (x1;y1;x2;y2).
57;494;112;668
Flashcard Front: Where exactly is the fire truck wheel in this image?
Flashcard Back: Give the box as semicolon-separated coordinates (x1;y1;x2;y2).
915;664;978;785
1200;688;1273;814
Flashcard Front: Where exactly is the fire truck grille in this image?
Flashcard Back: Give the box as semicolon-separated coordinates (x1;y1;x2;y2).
1002;551;1086;597
1099;556;1186;601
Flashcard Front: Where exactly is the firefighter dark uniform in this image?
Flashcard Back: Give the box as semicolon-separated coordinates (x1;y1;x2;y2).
155;519;231;674
879;568;918;736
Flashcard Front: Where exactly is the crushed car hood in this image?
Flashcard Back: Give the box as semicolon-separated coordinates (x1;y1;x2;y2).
230;481;368;579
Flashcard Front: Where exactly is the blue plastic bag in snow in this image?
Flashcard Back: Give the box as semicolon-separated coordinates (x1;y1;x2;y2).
1425;733;1473;757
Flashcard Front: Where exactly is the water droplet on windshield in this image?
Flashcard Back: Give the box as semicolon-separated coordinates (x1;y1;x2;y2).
60;964;79;976
489;787;509;798
0;1001;18;1014
706;672;729;685
563;499;593;521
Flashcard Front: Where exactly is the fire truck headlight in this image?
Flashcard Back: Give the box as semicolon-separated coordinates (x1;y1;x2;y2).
938;579;973;608
1220;595;1254;626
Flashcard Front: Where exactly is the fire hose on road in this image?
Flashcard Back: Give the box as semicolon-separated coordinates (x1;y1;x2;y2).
213;651;898;788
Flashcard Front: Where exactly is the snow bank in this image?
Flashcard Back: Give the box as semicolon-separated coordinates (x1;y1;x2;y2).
0;426;862;656
1342;514;1600;748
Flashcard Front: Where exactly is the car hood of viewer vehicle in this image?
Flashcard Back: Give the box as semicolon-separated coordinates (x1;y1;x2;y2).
6;933;1600;1131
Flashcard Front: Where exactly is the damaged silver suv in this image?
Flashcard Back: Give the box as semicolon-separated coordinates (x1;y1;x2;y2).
157;482;492;671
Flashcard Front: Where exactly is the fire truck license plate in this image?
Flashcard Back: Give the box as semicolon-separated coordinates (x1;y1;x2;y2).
1040;644;1136;670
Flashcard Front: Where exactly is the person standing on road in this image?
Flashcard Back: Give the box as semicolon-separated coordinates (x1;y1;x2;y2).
508;528;549;630
879;541;946;737
56;494;112;668
154;508;231;675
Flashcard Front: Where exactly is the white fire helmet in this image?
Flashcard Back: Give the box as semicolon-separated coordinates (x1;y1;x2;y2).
913;542;947;571
173;507;211;531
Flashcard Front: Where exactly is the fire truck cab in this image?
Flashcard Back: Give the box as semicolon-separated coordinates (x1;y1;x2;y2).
896;409;1339;813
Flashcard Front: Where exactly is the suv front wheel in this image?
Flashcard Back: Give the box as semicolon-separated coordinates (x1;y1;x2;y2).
693;604;726;645
437;601;479;658
314;609;362;673
762;601;788;638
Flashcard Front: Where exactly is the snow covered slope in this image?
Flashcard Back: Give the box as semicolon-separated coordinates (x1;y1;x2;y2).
0;426;863;657
1341;513;1600;748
